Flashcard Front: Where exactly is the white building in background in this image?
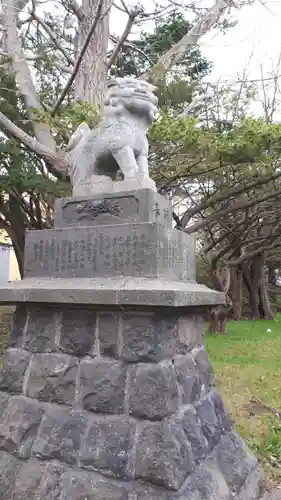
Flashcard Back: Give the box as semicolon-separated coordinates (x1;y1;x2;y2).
0;244;12;285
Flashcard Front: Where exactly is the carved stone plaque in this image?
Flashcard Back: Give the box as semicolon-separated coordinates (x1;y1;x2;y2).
24;223;195;281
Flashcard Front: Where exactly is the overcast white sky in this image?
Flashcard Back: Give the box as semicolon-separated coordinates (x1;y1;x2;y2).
111;0;281;117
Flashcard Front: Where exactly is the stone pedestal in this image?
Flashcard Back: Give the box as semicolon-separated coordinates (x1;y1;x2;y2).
0;182;264;499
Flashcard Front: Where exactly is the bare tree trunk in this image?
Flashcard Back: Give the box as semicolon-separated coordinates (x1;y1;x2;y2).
230;265;243;320
259;273;274;320
243;254;274;320
75;0;111;108
208;265;231;334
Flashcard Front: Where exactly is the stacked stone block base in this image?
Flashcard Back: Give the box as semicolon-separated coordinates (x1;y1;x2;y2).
0;304;264;499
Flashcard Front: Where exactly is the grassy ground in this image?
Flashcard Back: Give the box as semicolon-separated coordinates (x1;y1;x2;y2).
206;315;281;487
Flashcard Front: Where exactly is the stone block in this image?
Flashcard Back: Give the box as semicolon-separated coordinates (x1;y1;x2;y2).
121;312;178;362
0;396;44;458
60;469;128;500
98;312;120;357
177;315;204;353
24;353;78;405
0;391;10;411
32;408;88;465
60;308;96;355
23;306;59;353
11;459;64;500
80;415;136;478
9;303;27;348
24;222;195;282
236;465;264;500
210;389;232;432
127;361;179;420
174;353;202;404
72;175;157;197
0;451;22;500
0;348;30;394
80;358;126;414
193;347;215;392
135;419;194;490
0;277;226;308
214;432;258;494
196;394;221;449
55;190;172;229
182;405;209;461
184;459;230;499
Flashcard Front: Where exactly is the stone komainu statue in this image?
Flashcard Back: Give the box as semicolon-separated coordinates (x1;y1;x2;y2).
66;77;158;189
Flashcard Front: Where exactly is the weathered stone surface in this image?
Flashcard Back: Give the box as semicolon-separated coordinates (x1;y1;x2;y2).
0;451;22;500
196;394;221;449
9;303;26;348
214;432;258;494
0;390;10;411
80;358;126;414
174;353;201;404
98;312;120;357
177;315;204;354
23;307;58;353
135;419;194;490
193;347;215;392
0;396;44;458
55;190;172;229
32;408;88;465
11;459;64;500
60;308;96;355
127;361;179;420
121;312;178;362
60;469;129;500
73;176;157;197
0;277;225;308
25;353;78;405
184;459;230;499
236;465;264;500
182;405;209;461
0;348;30;394
80;415;136;478
24;223;194;282
210;389;232;432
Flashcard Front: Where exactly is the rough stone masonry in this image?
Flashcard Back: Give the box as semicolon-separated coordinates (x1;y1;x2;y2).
0;183;264;499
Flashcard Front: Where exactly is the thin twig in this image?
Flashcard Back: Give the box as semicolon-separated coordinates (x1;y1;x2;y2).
30;10;75;66
107;8;139;69
110;35;154;66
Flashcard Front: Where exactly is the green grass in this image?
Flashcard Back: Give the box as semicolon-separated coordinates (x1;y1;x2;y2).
206;315;281;486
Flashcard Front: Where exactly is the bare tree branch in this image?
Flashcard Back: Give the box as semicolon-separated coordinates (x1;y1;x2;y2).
62;0;85;22
178;169;281;228
106;6;139;69
0;110;69;177
2;0;56;149
184;188;281;234
30;10;75;66
110;35;154;66
140;0;239;84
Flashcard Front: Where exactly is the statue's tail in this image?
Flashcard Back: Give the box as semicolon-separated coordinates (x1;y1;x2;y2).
65;122;90;152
